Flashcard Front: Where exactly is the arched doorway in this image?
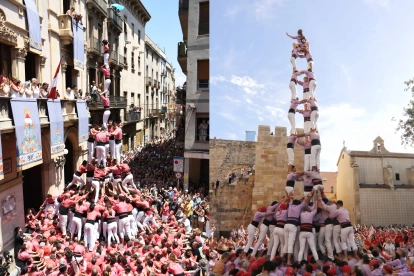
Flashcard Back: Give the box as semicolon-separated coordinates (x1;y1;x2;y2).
64;139;74;185
22;164;43;211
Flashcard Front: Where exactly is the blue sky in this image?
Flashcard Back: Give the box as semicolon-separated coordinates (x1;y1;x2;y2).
210;0;414;171
141;0;186;87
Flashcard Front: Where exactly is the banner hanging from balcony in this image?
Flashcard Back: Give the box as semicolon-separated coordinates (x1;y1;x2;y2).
72;19;85;70
47;99;65;157
24;0;42;51
10;98;42;168
76;100;89;144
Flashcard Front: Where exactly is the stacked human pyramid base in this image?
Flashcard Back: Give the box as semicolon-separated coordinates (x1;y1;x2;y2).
241;30;358;267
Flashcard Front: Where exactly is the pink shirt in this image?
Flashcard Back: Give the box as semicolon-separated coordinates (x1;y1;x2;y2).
298;80;310;89
101;65;110;78
100;95;110;107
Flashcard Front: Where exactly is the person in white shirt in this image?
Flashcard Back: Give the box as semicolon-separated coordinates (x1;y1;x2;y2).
31;78;40;98
65;87;74;100
179;215;192;233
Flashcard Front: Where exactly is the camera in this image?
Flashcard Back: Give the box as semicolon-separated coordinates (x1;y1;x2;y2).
0;250;12;276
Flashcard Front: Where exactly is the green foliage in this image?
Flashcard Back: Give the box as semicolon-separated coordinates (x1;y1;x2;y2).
396;79;414;147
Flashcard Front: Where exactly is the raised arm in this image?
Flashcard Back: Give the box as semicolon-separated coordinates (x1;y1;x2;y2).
286;32;295;39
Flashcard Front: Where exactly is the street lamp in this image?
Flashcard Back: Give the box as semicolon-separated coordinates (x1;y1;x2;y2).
55;148;69;168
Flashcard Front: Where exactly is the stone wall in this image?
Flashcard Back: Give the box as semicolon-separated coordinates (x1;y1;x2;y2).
209;126;306;235
209;139;256;236
251;126;305;216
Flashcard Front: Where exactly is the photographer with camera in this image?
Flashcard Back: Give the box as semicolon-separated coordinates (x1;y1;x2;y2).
0;251;12;276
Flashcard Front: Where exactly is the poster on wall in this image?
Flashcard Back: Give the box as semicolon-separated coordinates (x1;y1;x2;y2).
47;99;65;157
76;100;89;144
10;98;42;168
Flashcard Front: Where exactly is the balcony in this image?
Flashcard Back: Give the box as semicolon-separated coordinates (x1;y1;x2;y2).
126;110;141;122
146;76;152;87
148;109;160;117
118;53;125;68
86;0;108;18
88;95;127;110
110;50;118;66
163;86;167;94
177;42;187;74
178;0;189;42
107;8;123;34
87;36;101;57
58;15;73;45
0;98;84;131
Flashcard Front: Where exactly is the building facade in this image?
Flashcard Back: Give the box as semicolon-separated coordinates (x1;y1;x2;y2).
177;0;209;190
321;171;337;201
336;136;414;226
0;0;173;256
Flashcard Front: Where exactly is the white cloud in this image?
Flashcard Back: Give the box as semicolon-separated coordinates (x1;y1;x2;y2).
254;0;284;20
230;75;264;96
217;111;237;122
210;75;227;85
175;73;186;88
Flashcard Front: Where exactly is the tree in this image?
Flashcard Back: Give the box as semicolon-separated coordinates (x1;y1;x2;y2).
396;78;414;146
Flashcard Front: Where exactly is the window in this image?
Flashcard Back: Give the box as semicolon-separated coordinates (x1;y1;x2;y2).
146;48;148;58
138;58;141;71
131;51;135;69
331;186;334;193
198;2;209;35
138;94;141;106
124;46;127;65
123;17;127;39
138;30;141;44
396;173;400;181
131;23;134;37
196;115;209;142
197;59;209;90
0;44;12;77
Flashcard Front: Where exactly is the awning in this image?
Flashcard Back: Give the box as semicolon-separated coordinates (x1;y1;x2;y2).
24;0;42;51
72;19;85;70
76;101;89;144
10;98;43;169
47;99;65;158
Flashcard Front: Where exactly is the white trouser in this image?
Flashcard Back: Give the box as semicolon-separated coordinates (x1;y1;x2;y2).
91;180;100;202
310;110;319;131
290;56;297;68
286;148;294;165
267;225;276;256
109;140;115;158
59;213;68;235
84;222;96;251
136;211;144;223
122;174;137;192
333;224;342;254
303;91;311;100
102;221;108;242
115;142;122;163
283;224;298;254
318;226;326;254
87;142;94;162
310;144;321;169
162;215;168;222
288;112;296;135
105;143;110;158
103;110;111;129
313;184;324;191
271;226;285;259
285;186;294;194
341;226;357;251
95;145;106;166
119;216;131;239
325;224;334;259
252;223;268;256
104;79;111;92
72;256;83;275
129;214;137;236
71;216;83;241
304;121;312;133
244;224;257;252
67;174;85;190
310;80;317;99
304;154;311;171
104;53;109;65
107;221;119;243
289;81;297;99
298;231;319;261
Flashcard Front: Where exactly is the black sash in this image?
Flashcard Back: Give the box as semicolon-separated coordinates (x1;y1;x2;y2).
87;137;95;143
262;219;270;227
286;180;295;187
288;108;295;114
311;139;321;146
251;221;259;227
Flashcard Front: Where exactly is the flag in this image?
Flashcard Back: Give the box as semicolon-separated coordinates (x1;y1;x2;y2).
48;58;62;99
